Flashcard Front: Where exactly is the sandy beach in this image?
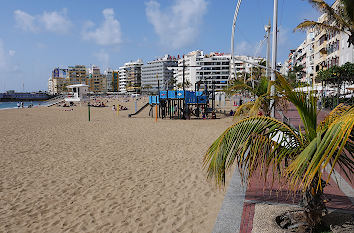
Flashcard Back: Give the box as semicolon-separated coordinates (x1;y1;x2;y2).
0;98;233;233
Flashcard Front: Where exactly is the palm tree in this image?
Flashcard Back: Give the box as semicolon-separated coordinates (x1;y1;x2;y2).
295;0;354;47
225;76;271;116
203;73;353;230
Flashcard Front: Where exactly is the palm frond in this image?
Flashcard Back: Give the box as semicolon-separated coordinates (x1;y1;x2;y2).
317;103;352;131
276;73;318;141
308;0;352;30
286;107;354;192
203;116;303;187
294;20;344;34
342;0;354;25
234;101;255;117
225;83;255;96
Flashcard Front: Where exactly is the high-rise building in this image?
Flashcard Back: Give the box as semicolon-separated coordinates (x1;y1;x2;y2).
119;59;143;93
175;50;203;90
196;52;230;91
112;70;119;92
285;0;354;84
88;65;106;93
141;55;177;93
105;68;113;92
175;51;264;91
118;67;127;94
48;68;68;94
68;65;88;85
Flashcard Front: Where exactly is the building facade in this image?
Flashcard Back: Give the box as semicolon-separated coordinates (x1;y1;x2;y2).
88;65;106;93
285;0;354;84
105;68;113;92
196;52;230;91
48;68;68;94
141;55;177;93
112;70;119;92
68;65;88;86
49;65;108;94
118;67;127;94
175;50;203;90
120;59;143;93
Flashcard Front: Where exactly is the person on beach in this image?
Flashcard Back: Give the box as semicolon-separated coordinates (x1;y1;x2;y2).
17;102;20;108
112;105;116;111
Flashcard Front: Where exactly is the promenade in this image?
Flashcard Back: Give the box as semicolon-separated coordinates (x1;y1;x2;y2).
213;104;354;233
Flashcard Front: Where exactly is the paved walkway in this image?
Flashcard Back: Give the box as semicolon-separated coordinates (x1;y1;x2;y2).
212;105;353;233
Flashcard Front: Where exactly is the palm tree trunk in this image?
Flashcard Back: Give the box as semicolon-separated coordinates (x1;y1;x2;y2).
301;175;327;228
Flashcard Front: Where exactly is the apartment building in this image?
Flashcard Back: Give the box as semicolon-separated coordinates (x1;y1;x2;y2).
48;68;68;94
121;59;143;93
112;70;119;92
88;65;106;93
196;52;230;91
174;50;264;91
68;65;88;85
231;55;264;78
118;66;127;94
141;55;177;93
105;68;113;92
286;0;354;84
175;50;203;90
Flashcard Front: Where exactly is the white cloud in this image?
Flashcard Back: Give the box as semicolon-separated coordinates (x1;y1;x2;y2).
14;9;72;34
235;41;255;56
8;50;16;56
39;9;72;33
14;10;37;32
36;42;47;49
84;8;122;46
95;49;110;69
145;0;207;49
0;41;6;70
0;39;19;72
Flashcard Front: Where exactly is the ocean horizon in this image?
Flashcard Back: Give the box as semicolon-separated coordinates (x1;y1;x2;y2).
0;101;44;110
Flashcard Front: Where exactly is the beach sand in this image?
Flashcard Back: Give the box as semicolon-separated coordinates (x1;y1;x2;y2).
0;98;233;233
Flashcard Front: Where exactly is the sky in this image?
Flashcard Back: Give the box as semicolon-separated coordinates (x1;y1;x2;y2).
0;0;335;92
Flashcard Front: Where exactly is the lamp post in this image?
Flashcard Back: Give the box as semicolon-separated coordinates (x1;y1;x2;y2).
270;0;278;118
265;22;271;78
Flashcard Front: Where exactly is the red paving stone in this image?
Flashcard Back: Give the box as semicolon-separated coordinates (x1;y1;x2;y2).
245;170;353;211
239;202;255;233
238;104;353;232
240;169;353;233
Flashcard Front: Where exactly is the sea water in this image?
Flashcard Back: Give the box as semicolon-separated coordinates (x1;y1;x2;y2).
0;101;43;110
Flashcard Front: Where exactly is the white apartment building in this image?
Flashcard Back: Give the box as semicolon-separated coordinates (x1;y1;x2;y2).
286;0;354;84
175;50;264;91
48;68;68;94
118;66;127;94
305;31;316;83
339;31;354;65
230;55;264;79
196;52;230;90
175;50;203;90
141;55;177;93
104;68;113;92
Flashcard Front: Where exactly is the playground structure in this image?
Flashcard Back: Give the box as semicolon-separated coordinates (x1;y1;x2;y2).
129;82;218;119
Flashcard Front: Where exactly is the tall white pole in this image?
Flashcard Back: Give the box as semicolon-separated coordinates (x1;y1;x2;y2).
270;0;278;118
229;0;243;85
265;21;271;78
